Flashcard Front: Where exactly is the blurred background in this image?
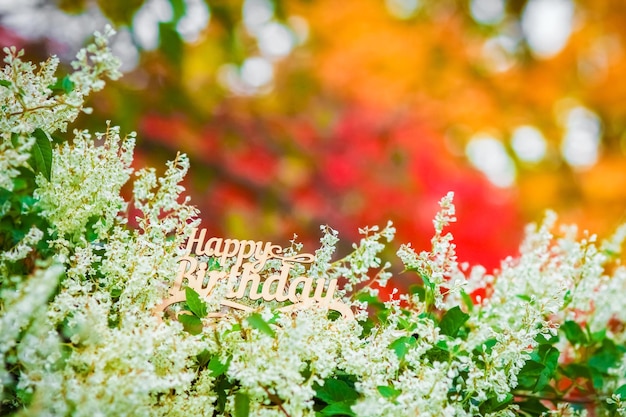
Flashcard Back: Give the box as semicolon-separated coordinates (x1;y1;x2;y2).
2;0;626;282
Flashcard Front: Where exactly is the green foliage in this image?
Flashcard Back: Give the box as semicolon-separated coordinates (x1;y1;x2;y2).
158;22;183;68
178;313;202;335
0;162;55;279
234;392;250;417
314;376;359;417
439;306;469;337
518;344;560;393
389;336;417;360
185;286;208;318
178;287;209;334
207;355;231;378
319;402;356;417
29;129;53;181
377;385;402;399
96;0;144;26
561;320;589;346
517;397;550;416
246;313;276;338
479;393;514;414
48;75;75;95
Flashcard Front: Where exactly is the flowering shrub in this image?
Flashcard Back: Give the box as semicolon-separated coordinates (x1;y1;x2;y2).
1;29;626;417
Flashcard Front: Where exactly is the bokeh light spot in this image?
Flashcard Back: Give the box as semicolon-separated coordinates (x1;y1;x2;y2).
385;0;420;20
521;0;574;58
511;125;547;163
257;22;295;58
466;134;516;187
470;0;505;25
561;106;602;169
133;0;174;51
0;0;38;13
177;0;210;43
0;4;107;53
243;0;274;34
482;35;517;72
111;28;140;72
218;58;274;95
241;56;273;88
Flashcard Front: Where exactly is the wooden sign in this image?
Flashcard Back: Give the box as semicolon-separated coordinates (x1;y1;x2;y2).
155;228;354;320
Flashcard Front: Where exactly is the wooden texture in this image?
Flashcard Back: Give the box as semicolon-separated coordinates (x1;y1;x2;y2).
154;228;354;321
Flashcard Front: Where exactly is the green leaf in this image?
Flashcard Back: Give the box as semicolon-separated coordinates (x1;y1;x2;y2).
207;355;231;377
196;349;211;369
421;274;434;290
222;323;241;337
234;392;250;417
159;22;183;67
389;336;416;360
168;0;186;21
327;310;342;321
535;332;559;345
473;338;497;355
591;369;604;390
561;363;591;380
50;133;65;145
30;128;53;181
247;313;275;338
215;375;232;412
0;79;11;88
48;75;74;94
408;284;426;302
590;328;606;344
85;215;103;242
534;345;559;392
517;360;546;390
207;257;221;271
301;361;313;381
315;378;359;404
321;402;355;416
16;386;33;405
396;315;416;332
516;398;549;415
460;290;473;312
355;292;385;311
439;306;469;337
377;385;401;399
480;392;513;414
61;76;75;93
267;312;281;324
589;348;620;374
425;344;451;363
358;317;375;338
178;313;202;335
185;286;207;318
376;307;390;323
561;320;588;346
615;384;626;400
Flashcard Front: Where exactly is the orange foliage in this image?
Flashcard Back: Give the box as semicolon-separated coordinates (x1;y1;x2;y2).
3;0;626;272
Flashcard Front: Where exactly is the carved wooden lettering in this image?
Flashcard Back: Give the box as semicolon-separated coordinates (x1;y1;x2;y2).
155;228;354;320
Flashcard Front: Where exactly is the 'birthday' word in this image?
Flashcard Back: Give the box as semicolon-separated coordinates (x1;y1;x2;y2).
155;228;354;320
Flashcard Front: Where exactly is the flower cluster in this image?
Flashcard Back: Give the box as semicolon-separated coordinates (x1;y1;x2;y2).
0;26;120;192
1;30;626;417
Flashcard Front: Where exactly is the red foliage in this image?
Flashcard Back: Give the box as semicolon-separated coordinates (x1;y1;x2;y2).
138;105;523;287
